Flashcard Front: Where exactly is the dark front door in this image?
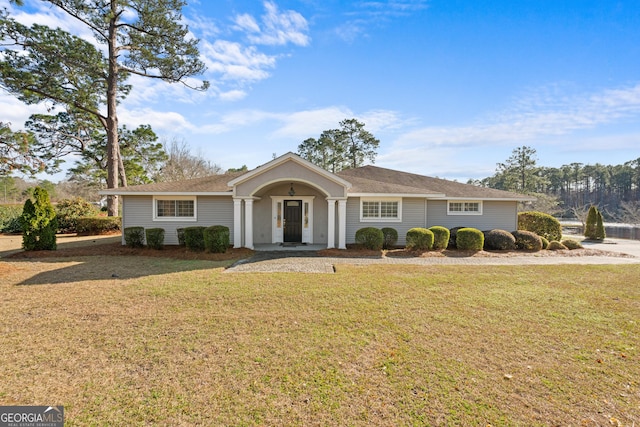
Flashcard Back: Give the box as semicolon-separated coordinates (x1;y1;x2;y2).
284;200;302;242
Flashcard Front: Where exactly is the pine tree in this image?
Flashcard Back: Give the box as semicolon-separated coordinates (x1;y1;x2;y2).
20;187;57;251
595;211;606;240
584;206;598;239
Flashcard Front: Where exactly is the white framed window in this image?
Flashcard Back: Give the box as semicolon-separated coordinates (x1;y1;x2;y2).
153;196;197;221
447;200;482;215
360;198;402;222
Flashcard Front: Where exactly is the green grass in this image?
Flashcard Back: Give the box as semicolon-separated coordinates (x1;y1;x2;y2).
1;258;639;426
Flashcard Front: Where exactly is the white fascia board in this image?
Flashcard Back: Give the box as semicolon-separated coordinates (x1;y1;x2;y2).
431;196;537;202
99;190;232;197
348;193;446;198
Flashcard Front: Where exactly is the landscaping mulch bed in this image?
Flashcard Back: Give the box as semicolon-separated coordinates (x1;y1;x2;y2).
5;241;254;262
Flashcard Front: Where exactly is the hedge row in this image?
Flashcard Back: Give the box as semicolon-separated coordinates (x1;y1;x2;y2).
123;225;230;253
354;221;579;253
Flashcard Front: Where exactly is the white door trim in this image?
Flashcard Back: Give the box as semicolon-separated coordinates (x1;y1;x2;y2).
271;196;315;244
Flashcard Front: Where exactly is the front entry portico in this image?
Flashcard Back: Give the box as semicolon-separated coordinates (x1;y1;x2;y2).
228;154;350;250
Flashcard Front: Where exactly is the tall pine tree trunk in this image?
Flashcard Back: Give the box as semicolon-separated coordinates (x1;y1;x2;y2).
106;1;120;216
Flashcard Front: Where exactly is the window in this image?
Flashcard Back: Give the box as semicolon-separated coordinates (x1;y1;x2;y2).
360;198;401;221
154;197;196;221
447;201;482;215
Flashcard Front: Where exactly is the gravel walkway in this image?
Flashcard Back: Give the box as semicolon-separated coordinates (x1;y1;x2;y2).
225;238;640;273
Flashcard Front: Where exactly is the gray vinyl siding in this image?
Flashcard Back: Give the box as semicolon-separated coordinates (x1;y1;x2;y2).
345;197;427;246
426;200;518;231
121;195;234;245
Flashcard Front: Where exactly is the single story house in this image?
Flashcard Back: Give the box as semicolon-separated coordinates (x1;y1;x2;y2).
100;152;534;249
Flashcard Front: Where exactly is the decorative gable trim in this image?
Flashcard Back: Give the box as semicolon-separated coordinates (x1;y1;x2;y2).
227;152;352;189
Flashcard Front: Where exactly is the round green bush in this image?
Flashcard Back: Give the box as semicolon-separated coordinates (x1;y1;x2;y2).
448;226;466;248
429;226;450;250
381;227;398;249
184;226;206;251
540;236;549;249
204;225;230;253
55;197;98;233
547;240;568;250
518;211;562;241
145;228;165;250
124;226;145;248
355;227;384;250
456;228;484;251
406;228;434;250
0;205;23;234
483;229;516;251
512;230;543;251
561;239;583;250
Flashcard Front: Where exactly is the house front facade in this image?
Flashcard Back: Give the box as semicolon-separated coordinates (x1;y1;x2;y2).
101;152;533;249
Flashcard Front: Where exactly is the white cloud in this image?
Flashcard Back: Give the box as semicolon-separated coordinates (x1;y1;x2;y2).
219;90;248;102
376;83;640;178
392;83;640;149
233;1;310;47
202;40;275;82
271;107;355;139
119;108;196;134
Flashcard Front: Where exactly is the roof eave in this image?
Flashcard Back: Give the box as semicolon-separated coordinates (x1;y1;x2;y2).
348;192;447;198
99;190;232;196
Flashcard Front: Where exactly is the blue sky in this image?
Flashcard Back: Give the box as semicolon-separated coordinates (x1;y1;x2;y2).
2;0;640;182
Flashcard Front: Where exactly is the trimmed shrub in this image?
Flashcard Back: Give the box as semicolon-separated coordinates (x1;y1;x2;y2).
124;226;145;248
448;226;466;249
429;226;450;250
55;197;98;233
406;228;434;251
204;225;230;253
483;229;516;251
184;226;206;251
547;240;568;250
0;205;22;234
20;187;57;251
512;230;543;251
145;228;165;250
76;216;121;235
584;206;598;238
381;227;398;250
596;211;606;240
355;227;384;250
456;228;484;251
518;211;562;242
177;228;186;246
561;238;583;250
540;236;549;249
1;210;22;233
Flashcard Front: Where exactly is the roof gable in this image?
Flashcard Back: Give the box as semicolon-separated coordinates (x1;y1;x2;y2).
228;152;351;189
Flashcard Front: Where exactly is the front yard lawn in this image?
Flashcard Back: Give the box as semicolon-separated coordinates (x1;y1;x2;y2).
1;257;638;426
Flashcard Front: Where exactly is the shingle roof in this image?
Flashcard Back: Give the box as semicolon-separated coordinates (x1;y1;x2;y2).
102;163;532;201
337;165;533;200
101;172;242;194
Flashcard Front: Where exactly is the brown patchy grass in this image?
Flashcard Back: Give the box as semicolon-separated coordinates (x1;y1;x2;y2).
0;253;638;426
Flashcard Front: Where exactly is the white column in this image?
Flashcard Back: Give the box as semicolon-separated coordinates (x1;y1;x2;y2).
326;199;336;249
244;198;254;249
233;198;242;248
338;199;347;249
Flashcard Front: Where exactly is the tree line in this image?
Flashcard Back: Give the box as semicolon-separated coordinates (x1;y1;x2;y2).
471;146;640;222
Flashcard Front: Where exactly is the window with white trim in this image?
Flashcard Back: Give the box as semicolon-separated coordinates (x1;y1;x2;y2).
153;196;197;221
360;198;402;221
447;201;482;215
